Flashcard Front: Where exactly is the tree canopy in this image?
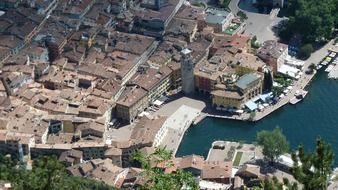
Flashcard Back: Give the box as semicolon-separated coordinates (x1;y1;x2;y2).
263;70;273;93
279;0;338;44
257;176;299;190
131;147;198;190
256;127;289;164
297;44;314;60
0;155;112;190
291;138;334;190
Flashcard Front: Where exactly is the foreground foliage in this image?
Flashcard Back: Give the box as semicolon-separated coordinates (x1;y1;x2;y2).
0;155;112;190
256;128;289;164
131;147;198;190
279;0;338;45
291;138;334;190
259;177;298;190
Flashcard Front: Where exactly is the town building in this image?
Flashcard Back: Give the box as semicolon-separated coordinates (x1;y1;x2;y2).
257;40;288;74
211;73;263;110
201;161;233;184
111;0;127;14
130;66;172;104
59;149;83;166
177;155;205;176
115;86;148;123
205;8;234;33
133;0;185;37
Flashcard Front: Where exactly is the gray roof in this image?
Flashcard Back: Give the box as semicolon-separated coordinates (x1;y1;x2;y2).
205;9;230;24
235;73;259;90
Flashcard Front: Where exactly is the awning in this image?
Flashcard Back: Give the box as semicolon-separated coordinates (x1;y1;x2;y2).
259;92;273;102
245;101;257;111
236;110;244;114
153;100;164;106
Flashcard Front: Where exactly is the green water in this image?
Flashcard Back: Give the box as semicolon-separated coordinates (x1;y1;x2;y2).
177;70;338;165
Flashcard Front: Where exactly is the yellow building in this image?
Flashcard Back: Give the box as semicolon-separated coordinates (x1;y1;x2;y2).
211;90;244;109
211;73;262;109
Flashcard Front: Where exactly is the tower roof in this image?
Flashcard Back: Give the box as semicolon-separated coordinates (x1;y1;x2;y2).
181;48;192;55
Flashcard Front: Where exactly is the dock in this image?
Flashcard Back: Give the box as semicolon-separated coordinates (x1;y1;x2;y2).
289;98;301;105
193;113;207;125
328;64;338;79
289;90;308;105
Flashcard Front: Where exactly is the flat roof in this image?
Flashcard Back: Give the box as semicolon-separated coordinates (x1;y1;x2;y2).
235;73;260;90
245;100;257;111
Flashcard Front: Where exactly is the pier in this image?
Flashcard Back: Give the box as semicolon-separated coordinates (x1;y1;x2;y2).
328;64;338;79
289;90;308;105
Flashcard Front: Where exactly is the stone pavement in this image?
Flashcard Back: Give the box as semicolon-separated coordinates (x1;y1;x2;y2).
154;96;206;117
229;0;286;43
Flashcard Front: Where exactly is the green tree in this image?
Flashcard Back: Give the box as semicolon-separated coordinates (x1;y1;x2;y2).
256;128;289;164
291;138;334;190
237;11;248;20
249;111;256;121
260;177;298;190
309;63;316;71
263;70;273;93
131;147;198;190
272;86;283;97
219;0;231;8
251;36;260;49
297;44;314;60
279;0;337;45
0;155;112;190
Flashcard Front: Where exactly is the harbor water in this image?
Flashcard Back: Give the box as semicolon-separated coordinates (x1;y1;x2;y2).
176;69;338;165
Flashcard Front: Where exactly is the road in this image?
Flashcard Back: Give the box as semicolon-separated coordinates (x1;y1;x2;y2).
229;0;286;43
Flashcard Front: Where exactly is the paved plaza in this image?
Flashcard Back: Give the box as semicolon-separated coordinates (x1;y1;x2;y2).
154;96;206;117
229;0;286;43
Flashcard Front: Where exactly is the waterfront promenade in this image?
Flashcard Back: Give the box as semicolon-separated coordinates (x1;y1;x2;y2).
153;41;335;126
253;40;335;121
201;40;335;122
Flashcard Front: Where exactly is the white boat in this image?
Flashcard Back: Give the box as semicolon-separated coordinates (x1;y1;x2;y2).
325;65;334;72
329;52;336;58
316;65;323;70
321;61;329;66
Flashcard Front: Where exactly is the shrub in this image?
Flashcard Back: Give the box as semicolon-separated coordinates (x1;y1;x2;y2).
297;44;314;60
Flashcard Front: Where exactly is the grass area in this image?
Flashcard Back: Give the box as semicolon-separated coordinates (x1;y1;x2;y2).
233;151;243;166
224;23;241;35
274;74;292;87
